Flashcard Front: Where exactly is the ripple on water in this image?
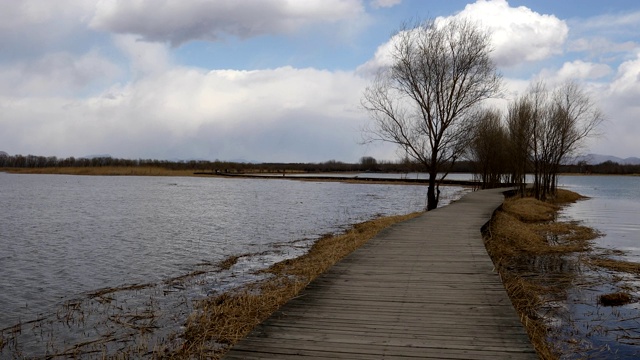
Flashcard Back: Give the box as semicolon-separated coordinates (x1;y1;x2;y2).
0;173;469;357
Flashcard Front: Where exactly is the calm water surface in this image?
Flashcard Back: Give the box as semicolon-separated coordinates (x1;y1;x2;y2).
555;175;640;357
559;175;640;259
0;173;467;356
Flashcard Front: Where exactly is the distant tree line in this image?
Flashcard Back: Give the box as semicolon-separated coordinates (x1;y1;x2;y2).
1;152;635;177
467;81;604;200
560;161;640;175
0;152;481;174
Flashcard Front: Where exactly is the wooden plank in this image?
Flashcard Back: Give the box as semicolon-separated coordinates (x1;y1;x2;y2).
223;188;537;359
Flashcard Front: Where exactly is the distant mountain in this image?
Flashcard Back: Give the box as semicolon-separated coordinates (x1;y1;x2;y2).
0;151;8;157
573;154;640;165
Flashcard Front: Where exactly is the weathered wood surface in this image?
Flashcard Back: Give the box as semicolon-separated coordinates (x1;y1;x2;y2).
224;188;537;359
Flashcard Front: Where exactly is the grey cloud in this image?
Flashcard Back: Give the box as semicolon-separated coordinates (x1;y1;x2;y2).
0;65;375;162
370;0;401;9
189;112;365;163
0;1;97;61
0;51;121;96
90;0;365;46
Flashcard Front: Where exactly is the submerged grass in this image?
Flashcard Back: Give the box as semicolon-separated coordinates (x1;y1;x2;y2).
599;292;633;307
172;212;422;359
588;257;640;274
484;188;600;359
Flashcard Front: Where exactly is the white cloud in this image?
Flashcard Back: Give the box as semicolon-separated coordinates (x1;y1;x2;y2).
90;0;366;46
576;11;640;31
606;51;640;104
569;37;637;59
370;0;401;9
358;0;569;74
355;31;401;75
581;51;640;157
113;35;173;77
555;60;612;81
567;11;640;63
0;66;372;162
451;0;568;67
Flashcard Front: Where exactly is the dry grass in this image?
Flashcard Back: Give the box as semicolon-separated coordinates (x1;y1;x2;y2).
588;257;640;274
218;255;241;271
550;189;588;204
598;292;633;307
502;197;558;222
171;212;422;359
88;283;153;298
484;188;598;359
487;211;597;265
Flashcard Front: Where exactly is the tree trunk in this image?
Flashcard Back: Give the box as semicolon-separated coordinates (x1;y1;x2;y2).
427;171;439;211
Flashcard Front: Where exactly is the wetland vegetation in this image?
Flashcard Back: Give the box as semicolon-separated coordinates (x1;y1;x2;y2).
485;188;640;359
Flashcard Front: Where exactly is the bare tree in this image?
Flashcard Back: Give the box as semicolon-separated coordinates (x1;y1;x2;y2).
546;81;604;192
362;18;501;210
509;81;604;200
359;156;378;171
468;108;509;189
506;94;535;196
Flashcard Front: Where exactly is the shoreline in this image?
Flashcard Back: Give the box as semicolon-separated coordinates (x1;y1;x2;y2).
0;211;423;358
486;189;640;358
0;167;479;186
3;170;638;357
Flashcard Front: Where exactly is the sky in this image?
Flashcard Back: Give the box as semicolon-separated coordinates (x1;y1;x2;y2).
1;0;639;163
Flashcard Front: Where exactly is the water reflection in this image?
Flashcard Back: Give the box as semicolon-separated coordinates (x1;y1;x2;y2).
559;175;640;259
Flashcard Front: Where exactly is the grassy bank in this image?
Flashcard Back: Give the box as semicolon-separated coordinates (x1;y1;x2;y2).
484;189;599;358
480;188;640;358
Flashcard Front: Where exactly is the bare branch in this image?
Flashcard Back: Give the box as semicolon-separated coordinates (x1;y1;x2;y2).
361;18;501;209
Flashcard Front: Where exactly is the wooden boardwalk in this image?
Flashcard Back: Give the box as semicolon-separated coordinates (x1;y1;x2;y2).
224;188;537;359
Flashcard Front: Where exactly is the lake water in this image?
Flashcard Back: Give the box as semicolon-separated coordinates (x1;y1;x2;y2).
554;175;640;357
0;173;468;356
2;173;638;357
559;175;640;259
